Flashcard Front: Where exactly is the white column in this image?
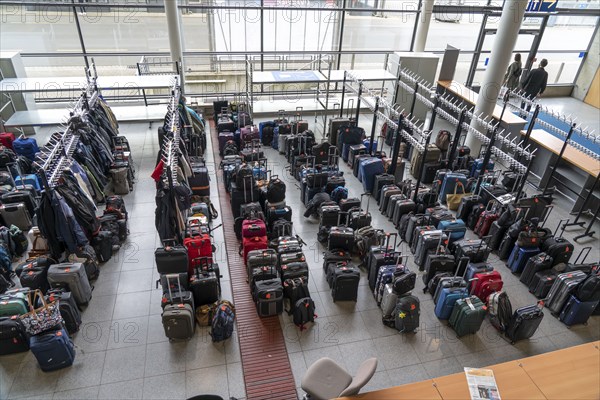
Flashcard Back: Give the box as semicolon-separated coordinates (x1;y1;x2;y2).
164;0;185;89
414;0;434;52
465;0;527;153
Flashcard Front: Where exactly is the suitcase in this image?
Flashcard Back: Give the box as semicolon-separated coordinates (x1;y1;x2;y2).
0;290;28;317
520;253;553;287
373;174;395;203
542;237;574;266
219;131;235;155
410;225;436;254
348;144;367;168
320;205;340;227
470;158;495;178
347;194;372;230
576;273;600;302
498;234;516;260
546;271;587;314
456;194;482;221
322;249;352;272
410;144;441;177
487;221;507;251
448;296;486;337
161;272;195;340
92;231;113;263
19;264;50;294
505;304;544;344
437;219;466;243
394;295;420;333
438;173;468;205
385;194;405;219
331;264;360;302
254;278;284;317
0;317;29;355
392;264;417;296
155;245;188;275
529;270;557;298
279;251;306;267
189;269;220;306
507;245;540;274
558;295;599;327
434;283;469;320
328;226;355;252
474;211;499;238
183;234;213;276
380;283;399;318
426;207;454;227
379;187;401;213
454;239;491;268
405;214;429;247
242;235;268;264
464;262;494;284
45;289;82;334
392;199;416;228
421;162;442;184
189;164;210;196
471;271;503;303
30;326;76;371
47;263;92;306
360;158;385;192
280;261;309;281
414;230;447;269
217;116;235;133
247;249;278;277
423;253;456;290
328;118;350;146
0;203;31;231
325;176;346;194
374;264;400;303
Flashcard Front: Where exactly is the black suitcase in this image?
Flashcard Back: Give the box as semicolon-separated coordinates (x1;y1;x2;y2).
189;269;220;306
323;249;352;272
529;270;557;298
498;234;516;260
331;264;360;302
230;185;260;219
348;144;367;168
488;221;507;251
19;264;50;294
542;237;574;266
373;174;395;203
421;162;442;184
386;194;406;219
254;278;284;317
405;214;429;247
347;193;372;230
155;245;188;275
392;199;417;227
1;190;37;219
367;235;400;290
280;262;309;281
410;225;436;254
325;176;346;194
466;204;485;230
217;116;235;133
339;197;361;213
320;205;340;227
45;290;82;334
0;317;29;355
423;253;456;290
456;195;482;221
505;304;544;344
328;226;355;252
453;239;490;270
249;265;279;288
92;231;113;263
520;253;553;287
414;230;447;269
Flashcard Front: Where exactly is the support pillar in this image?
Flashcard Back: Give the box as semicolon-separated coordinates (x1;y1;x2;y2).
165;0;185;90
413;0;434;52
465;0;527;154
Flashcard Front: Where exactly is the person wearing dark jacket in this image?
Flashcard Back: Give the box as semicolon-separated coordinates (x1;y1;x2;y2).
304;192;331;218
521;59;548;113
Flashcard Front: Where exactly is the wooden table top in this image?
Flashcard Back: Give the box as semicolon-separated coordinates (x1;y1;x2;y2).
335;341;600;400
521;129;600;177
438;80;526;126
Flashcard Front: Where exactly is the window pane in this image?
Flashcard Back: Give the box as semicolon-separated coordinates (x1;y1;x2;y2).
534;52;585;84
539;15;597;51
263;8;338;52
426;14;483;52
342;12;415;51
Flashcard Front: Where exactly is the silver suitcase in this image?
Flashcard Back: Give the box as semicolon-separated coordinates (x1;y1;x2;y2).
0;202;32;231
47;263;93;306
380;284;398;318
546;271;587;314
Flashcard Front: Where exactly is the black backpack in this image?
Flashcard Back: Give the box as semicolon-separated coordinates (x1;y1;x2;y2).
266;176;286;203
576;274;600;302
0;147;16;168
293;297;316;330
235;164;254;189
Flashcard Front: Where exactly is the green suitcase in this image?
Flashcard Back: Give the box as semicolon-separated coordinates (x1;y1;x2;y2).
0;292;29;317
448;296;486;337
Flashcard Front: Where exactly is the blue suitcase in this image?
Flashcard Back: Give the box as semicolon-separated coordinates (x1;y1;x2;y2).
470;158;495;178
14;174;41;192
438;173;468;204
508;245;540;274
30;326;76;372
342;143;352;162
437;219;466;243
434;286;469;319
360;158;385;192
272;127;279;150
363;139;378;152
559;295;599;326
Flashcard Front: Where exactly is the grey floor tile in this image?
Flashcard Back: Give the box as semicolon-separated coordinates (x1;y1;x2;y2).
360;308;398;339
387;363;430;387
226;363;246;400
223;335;242;364
144;341;189;378
142;372;186;400
120;245;156;272
338;339;384;373
73;320;111;353
185;335;227;371
91;272;120;297
112;291;151;320
8;359;61;399
107;316;149;349
185;365;229;399
97;379;143;400
101;345;146;385
0;353;26;400
118;269;154;294
297;317;343;351
511;336;558;357
81;294;116;323
52;386;99;400
322;313;372;345
315;290;359;317
288;352;308;388
455;350;497;369
373;334;421;370
406;328;456;363
56;350;105;391
361;370;393;393
421;356;463;379
146;314;169;344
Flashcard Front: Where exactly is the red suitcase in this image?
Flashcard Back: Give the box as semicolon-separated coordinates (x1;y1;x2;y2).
474;211;499;238
243;235;268;264
471;271;503;303
183;234;213;276
242;219;267;238
0;132;15;149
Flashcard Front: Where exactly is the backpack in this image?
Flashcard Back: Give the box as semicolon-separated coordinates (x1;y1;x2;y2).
105;195;128;220
435;130;451;151
210;300;235;342
330;186;349;204
293;297;316;330
266;176;286;203
576;274;600;302
235;164;254;189
488;291;512;332
9;225;28;257
0;227;15;258
0;146;16;168
0;245;12;280
354;226;384;259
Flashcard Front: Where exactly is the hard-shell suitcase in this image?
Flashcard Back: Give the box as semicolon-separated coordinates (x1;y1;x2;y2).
30;326;76;371
392;199;416;228
437;219;466;243
559;295;598;327
92;231;113;263
542;237;574;266
0;317;29;355
471;271;503;303
410;225;436;254
448;296;486;337
380;283;398;317
320;205;340;227
438;173;468;205
414;230;447;269
520;253;553;287
47;263;92;306
434;283;469;320
0;203;31;231
155;245;188;275
423;253;456;290
189;269;220;306
360;158;385;192
373;174;395;203
456;194;482;221
405;214;429;247
394;295;420;333
529;270;557;298
507;245;540;274
474;211;499;238
385;194;405;219
546;271;587;314
0;291;28;317
374;264;399;303
1;190;37;218
218;131;235;155
505;304;544;344
254;278;284;317
331;264;360;302
348;144;367;168
379;187;402;213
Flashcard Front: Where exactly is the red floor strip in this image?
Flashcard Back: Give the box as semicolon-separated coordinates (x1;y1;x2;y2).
210;123;298;400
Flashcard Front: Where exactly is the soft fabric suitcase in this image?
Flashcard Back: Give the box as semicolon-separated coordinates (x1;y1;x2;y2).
162;303;195;340
320;205;340;227
498;234;516;260
421;162;442;184
520;253;553;287
0;317;29;355
542;237;574;266
328;226;354;252
559;295;598;327
454;239;491;268
414;230;447;269
242;236;268;264
0;203;31;231
19;264;50;294
423;253;456;290
576;274;600;302
183;234;213;275
0;291;28;317
507;245;540;274
47;263;92;306
367;248;400;291
488;221;507;251
394;295;420;333
456;194;482;221
322;250;352;272
392;265;417;296
380;283;398;317
331;264;360;302
392;199;416;227
92;231;113;263
30;326;75;371
505;304;543;344
374;265;399;303
373;174;395;203
155;245;188;275
448;296;486;337
45;290;82;334
254;278;284;317
280;262;309;281
189;270;220;306
546;271;587;314
529;270;557;298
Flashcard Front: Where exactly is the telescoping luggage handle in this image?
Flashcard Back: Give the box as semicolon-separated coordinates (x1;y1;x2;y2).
553;218;569;239
165;273;186;305
573;246;592;265
360;192;371;214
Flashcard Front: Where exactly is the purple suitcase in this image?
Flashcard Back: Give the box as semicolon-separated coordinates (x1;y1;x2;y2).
219;131;234;155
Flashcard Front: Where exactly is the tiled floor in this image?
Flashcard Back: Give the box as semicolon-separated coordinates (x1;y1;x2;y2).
1;94;598;400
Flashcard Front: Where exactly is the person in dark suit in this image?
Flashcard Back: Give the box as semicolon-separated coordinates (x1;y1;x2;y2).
521;59;549;113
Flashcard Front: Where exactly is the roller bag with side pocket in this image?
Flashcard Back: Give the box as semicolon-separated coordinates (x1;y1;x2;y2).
505;304;544;344
280;262;309;282
322;249;352;272
0;317;29;355
423;253;456;291
254;278;284;317
393;265;417;297
45;289;81;334
520;253;553;287
0;203;31;231
30;326;75;372
542;237;574;266
47;263;92;306
454;239;491;267
448;296;486;337
331;264;360;302
558;294;599;327
488;221;507;251
92;231;113;263
155;245;188;275
189;269;220;307
328;226;354;252
183;233;213;276
394;295;420;333
498;234;516;260
19;263;50;294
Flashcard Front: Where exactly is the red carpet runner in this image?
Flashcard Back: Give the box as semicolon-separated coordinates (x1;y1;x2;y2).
209;123;298;400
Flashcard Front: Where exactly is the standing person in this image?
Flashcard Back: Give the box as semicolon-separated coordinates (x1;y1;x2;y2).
521;59;549;113
503;53;522;92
